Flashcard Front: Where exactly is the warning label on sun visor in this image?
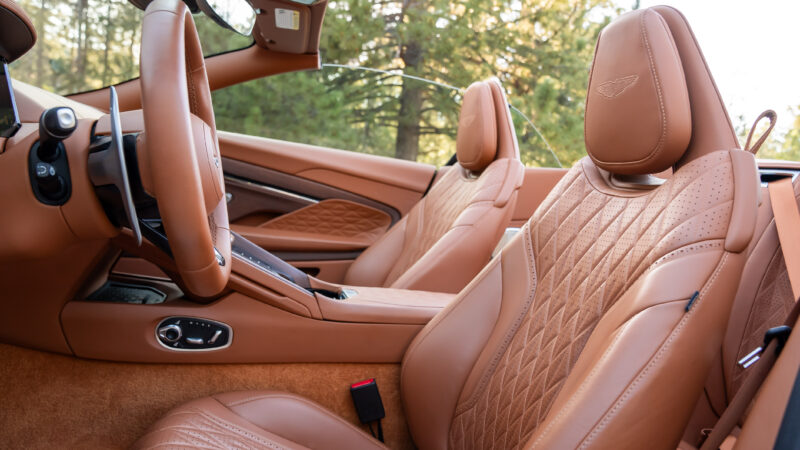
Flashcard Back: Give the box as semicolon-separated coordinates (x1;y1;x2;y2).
275;8;300;30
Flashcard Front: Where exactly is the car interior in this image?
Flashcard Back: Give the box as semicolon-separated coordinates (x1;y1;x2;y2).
1;0;799;448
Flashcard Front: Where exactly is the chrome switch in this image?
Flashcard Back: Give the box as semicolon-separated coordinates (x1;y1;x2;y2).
157;323;182;344
185;336;204;345
208;329;223;344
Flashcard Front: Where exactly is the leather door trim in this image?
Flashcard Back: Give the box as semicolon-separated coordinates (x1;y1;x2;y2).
223;158;401;224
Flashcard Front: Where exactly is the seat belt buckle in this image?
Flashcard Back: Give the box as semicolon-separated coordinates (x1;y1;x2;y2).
350;378;385;441
738;325;792;369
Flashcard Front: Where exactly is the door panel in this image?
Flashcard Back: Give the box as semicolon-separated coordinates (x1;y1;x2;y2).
223;157;404;224
234;199;392;252
219;132;436;215
219;133;437;281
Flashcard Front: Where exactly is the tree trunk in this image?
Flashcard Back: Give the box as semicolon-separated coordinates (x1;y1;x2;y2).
35;0;46;87
394;0;424;161
395;75;423;161
101;0;113;85
74;0;89;84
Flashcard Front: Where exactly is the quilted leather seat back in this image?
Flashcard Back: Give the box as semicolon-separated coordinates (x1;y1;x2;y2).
400;7;759;449
343;79;524;293
446;152;746;448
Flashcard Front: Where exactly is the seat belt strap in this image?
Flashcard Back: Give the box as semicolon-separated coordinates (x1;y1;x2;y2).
700;177;800;450
770;178;800;299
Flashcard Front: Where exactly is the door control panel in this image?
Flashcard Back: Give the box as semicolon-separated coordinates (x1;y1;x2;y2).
155;317;231;351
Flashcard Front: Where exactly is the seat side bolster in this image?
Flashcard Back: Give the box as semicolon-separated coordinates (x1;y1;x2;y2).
390;189;519;293
493;158;525;208
526;247;746;450
342;211;410;287
401;228;532;449
725;150;759;252
132;395;314;450
216;391;387;450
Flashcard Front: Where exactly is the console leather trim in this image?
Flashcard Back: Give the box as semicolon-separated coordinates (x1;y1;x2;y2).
61;293;424;363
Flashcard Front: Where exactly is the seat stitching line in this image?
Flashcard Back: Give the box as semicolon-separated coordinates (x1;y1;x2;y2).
579;252;729;448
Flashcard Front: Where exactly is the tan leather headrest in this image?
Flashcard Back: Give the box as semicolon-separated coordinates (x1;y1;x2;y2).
457;81;497;172
0;0;36;63
585;8;692;175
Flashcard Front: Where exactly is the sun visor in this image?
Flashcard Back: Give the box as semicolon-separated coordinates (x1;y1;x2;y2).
251;0;326;54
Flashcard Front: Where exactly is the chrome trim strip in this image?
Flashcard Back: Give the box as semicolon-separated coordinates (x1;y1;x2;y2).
223;174;319;205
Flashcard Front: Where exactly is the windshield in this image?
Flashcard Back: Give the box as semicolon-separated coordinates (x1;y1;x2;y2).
10;0;251;95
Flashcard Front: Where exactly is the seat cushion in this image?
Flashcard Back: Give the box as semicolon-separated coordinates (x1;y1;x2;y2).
133;391;386;450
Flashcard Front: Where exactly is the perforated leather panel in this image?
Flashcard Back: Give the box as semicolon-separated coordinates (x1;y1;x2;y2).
449;151;735;449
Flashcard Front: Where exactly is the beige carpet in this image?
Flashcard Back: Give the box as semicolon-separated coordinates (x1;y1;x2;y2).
0;343;412;449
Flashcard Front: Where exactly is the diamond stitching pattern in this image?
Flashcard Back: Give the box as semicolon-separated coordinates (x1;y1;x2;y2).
449;152;734;449
385;161;509;285
260;199;391;242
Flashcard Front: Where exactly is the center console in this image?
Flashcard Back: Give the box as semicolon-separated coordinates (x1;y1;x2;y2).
228;231;452;324
60;231;454;363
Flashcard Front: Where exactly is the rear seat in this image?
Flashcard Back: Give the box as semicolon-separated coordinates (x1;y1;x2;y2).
681;173;800;448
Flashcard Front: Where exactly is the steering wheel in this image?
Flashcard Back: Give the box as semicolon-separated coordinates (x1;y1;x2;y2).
139;0;231;297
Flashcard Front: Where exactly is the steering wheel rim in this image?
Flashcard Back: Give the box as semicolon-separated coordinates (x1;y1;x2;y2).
139;0;231;297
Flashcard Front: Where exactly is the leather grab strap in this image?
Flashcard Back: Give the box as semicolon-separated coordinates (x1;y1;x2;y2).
700;177;800;450
744;110;778;155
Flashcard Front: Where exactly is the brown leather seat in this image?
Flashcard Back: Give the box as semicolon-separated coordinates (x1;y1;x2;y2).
342;79;524;293
681;178;800;447
135;7;760;449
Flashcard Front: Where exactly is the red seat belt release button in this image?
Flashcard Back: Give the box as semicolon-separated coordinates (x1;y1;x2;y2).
350;378;385;424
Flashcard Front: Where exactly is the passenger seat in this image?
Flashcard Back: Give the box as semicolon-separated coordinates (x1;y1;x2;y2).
342;79;524;293
682;175;800;448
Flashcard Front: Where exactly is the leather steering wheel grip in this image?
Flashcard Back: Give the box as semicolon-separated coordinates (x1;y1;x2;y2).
139;0;231;297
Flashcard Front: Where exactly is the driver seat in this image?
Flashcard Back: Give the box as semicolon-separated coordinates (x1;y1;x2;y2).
135;7;759;449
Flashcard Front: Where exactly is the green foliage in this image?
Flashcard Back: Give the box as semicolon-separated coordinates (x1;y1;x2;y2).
213;67;399;158
212;0;622;167
10;0;249;94
735;107;800;162
11;0;621;167
11;0;800;168
13;0;143;93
